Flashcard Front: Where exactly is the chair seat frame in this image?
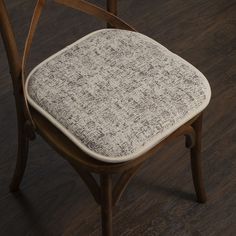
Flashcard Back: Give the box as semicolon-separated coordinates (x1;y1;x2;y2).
0;1;207;235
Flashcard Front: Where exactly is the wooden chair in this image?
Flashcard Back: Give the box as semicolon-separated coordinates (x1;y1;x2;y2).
0;0;211;235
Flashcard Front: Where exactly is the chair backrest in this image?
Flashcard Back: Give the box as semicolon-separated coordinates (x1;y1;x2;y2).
0;0;134;132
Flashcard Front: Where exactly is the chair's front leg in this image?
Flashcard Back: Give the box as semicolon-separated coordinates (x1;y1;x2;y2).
190;113;207;203
100;174;113;236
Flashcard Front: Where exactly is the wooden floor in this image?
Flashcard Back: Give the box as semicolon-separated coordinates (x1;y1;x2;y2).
0;0;236;235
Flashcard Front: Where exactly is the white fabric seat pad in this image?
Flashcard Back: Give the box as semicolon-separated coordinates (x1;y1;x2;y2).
26;29;211;163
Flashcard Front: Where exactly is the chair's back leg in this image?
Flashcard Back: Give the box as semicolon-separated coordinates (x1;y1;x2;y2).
100;174;113;236
0;0;30;192
107;0;117;15
190;113;207;203
107;0;117;28
9;126;29;192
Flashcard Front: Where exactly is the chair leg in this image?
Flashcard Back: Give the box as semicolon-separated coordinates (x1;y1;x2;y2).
100;174;113;236
190;114;207;203
9;125;29;192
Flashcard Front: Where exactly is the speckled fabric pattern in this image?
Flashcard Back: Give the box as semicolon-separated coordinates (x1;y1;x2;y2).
26;29;211;163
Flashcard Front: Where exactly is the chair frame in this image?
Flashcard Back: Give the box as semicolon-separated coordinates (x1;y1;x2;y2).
0;0;207;235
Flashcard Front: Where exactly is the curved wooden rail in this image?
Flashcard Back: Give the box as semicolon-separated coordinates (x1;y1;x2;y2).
31;107;199;174
112;163;142;206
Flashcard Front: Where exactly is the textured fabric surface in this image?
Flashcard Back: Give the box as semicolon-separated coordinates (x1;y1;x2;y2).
26;29;211;163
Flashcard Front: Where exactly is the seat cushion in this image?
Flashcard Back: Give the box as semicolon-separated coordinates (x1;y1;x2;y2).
26;29;211;163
